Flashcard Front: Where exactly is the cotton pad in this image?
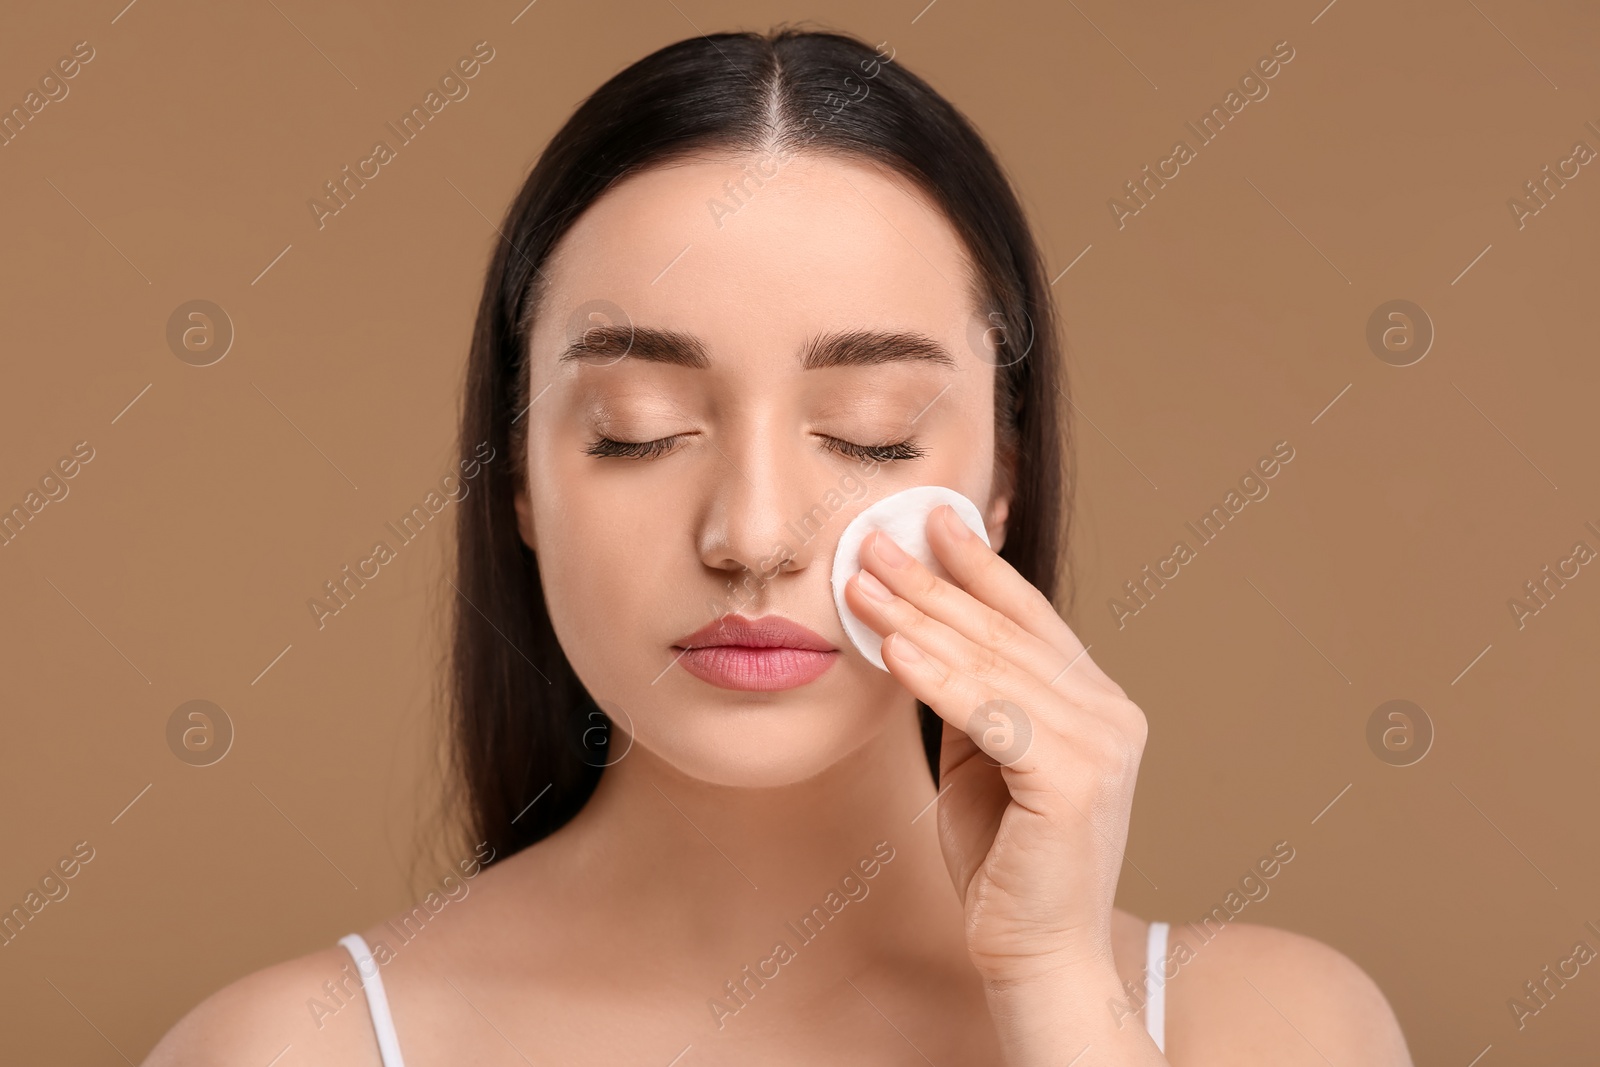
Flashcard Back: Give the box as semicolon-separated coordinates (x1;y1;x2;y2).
830;485;991;671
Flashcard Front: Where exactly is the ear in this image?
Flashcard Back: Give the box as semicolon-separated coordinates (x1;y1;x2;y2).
513;483;536;551
985;492;1010;554
985;444;1017;553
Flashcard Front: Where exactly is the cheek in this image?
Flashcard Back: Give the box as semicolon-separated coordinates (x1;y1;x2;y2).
531;458;670;672
926;407;1000;501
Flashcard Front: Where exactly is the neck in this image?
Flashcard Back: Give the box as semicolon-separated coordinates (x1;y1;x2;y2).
545;698;968;970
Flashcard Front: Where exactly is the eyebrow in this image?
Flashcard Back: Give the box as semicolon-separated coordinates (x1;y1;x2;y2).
557;325;958;371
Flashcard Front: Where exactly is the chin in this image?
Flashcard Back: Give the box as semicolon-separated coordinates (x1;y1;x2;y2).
625;684;891;788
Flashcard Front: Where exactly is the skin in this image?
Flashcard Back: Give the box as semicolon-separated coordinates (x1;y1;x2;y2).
144;153;1413;1065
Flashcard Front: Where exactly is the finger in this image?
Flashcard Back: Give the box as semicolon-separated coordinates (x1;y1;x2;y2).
860;517;1120;700
873;623;1142;822
844;572;1145;755
846;572;1141;765
873;625;1052;778
853;532;1065;691
921;505;1123;696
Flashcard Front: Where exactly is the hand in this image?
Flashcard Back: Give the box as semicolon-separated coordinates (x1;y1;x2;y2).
845;504;1149;986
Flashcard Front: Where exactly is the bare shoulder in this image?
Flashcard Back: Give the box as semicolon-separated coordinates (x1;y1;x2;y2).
141;944;382;1067
1165;920;1413;1065
143;839;527;1066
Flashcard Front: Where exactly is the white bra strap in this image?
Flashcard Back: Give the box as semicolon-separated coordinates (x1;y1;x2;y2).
338;933;408;1067
1143;921;1168;1052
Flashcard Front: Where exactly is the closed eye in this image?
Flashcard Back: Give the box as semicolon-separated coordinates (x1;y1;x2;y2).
581;434;926;462
582;435;680;459
820;435;927;463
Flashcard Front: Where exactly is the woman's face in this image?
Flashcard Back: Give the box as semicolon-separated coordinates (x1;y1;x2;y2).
515;151;1012;787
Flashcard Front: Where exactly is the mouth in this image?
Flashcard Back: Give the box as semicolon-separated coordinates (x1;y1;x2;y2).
672;613;840;692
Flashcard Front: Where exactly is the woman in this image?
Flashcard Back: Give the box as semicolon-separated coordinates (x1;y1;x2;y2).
147;26;1412;1066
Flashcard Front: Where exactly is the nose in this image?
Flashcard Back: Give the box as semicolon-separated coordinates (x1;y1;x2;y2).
696;427;828;585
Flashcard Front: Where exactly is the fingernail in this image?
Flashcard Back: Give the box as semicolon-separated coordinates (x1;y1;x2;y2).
940;504;975;541
888;633;925;663
872;531;910;567
857;570;895;602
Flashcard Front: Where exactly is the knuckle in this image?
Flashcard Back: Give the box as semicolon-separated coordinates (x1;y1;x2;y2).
1116;698;1148;744
911;566;942;602
1077;718;1136;776
979;606;1020;652
1088;721;1126;763
963;641;1009;683
1129;708;1149;748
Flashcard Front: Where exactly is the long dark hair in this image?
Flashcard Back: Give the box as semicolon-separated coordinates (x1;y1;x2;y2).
446;24;1073;866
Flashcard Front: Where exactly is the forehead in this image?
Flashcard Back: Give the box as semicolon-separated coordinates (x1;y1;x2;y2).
527;152;987;367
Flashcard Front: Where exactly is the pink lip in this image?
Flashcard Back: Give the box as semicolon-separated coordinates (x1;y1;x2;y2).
672;613;839;692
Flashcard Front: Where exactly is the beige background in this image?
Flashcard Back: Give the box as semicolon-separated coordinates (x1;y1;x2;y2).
3;0;1598;1062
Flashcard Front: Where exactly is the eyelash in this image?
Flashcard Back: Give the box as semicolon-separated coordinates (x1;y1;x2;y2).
582;434;927;463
